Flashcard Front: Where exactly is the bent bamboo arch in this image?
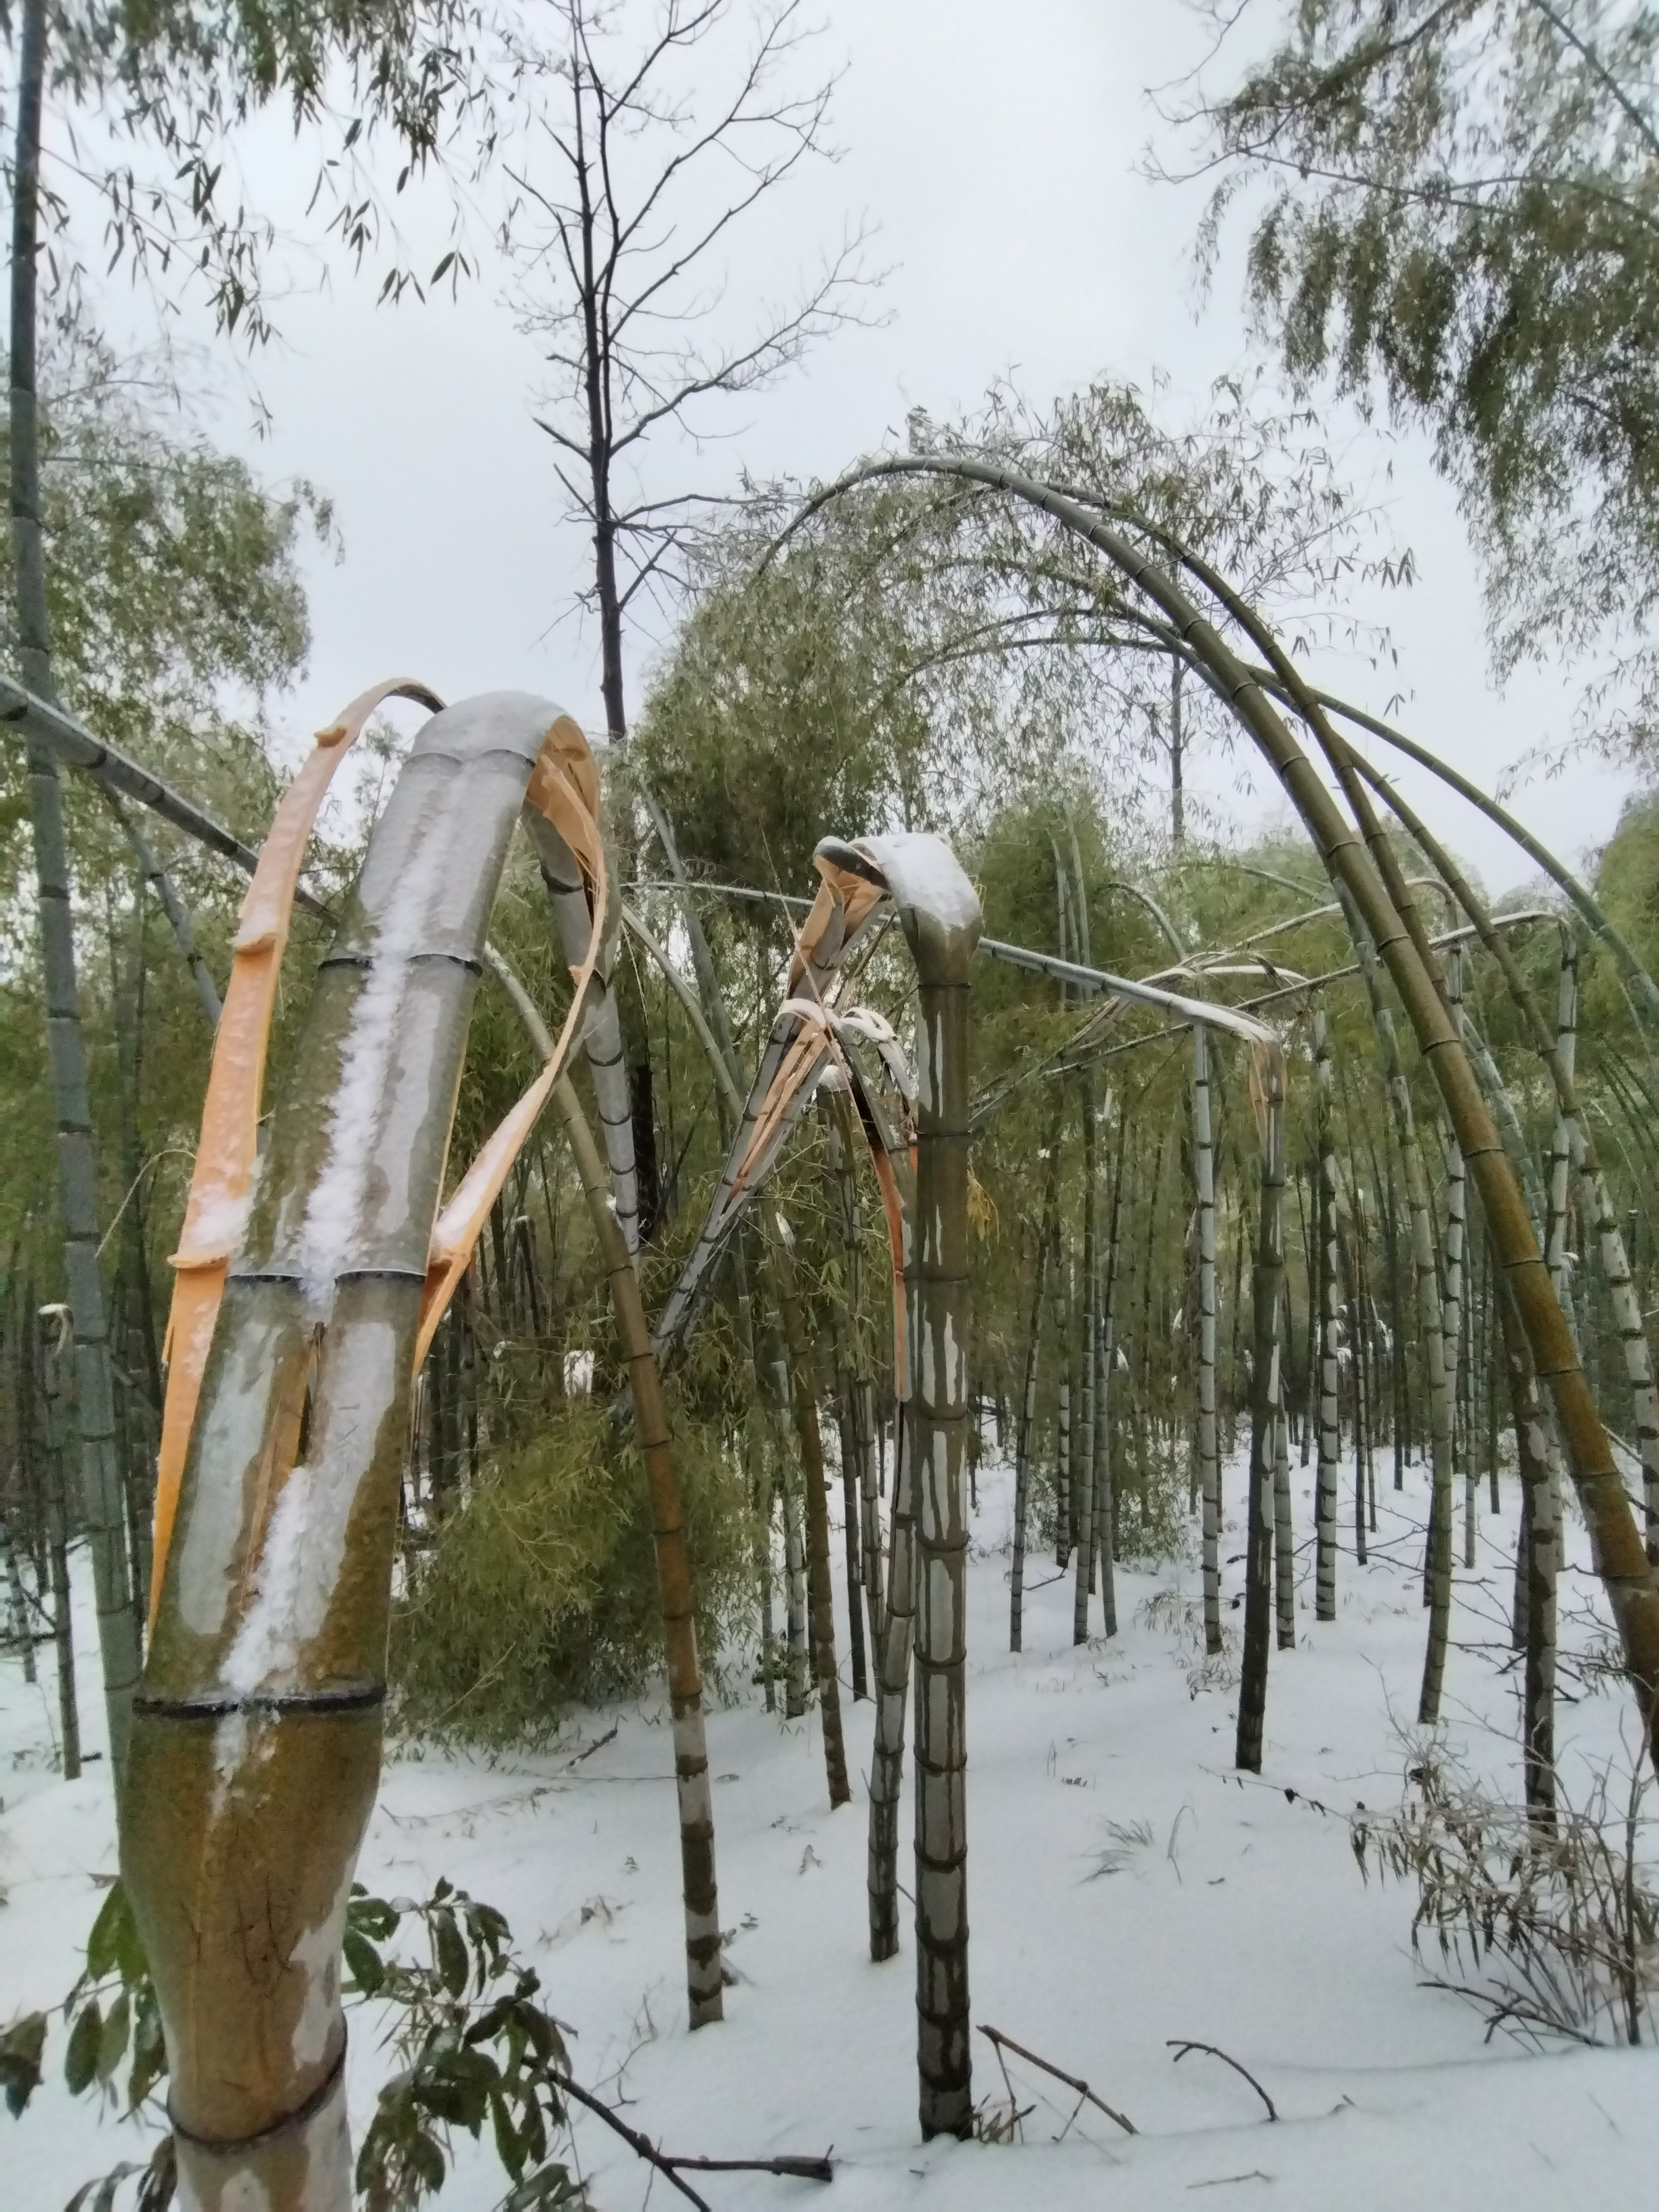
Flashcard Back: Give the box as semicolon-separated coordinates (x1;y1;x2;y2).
773;453;1659;1767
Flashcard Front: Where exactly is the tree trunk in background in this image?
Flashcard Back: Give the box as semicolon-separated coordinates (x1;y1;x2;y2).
10;0;140;1783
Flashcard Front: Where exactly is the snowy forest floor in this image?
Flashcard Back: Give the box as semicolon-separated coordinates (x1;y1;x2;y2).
5;1439;1659;2209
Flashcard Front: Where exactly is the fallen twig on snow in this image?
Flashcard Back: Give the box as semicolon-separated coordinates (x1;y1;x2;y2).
1167;2040;1277;2121
556;2070;834;2207
979;2023;1137;2135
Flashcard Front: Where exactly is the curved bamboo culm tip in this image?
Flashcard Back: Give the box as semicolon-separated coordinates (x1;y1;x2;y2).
149;678;444;1634
124;692;607;2212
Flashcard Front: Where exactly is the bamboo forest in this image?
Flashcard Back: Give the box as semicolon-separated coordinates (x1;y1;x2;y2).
7;3;1659;2209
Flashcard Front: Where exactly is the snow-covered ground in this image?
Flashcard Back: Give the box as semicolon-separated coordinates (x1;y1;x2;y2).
5;1440;1658;2209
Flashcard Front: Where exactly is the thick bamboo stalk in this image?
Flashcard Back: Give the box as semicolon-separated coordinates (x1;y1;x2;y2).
854;833;981;2144
123;695;602;2211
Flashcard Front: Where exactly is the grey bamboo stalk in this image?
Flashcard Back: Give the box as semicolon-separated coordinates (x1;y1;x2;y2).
1544;931;1581;1347
11;0;140;1784
1009;1217;1051;1655
855;834;981;2145
1346;749;1659;1569
1495;1269;1559;1819
0;1502;35;1687
39;1307;80;1778
1235;1053;1287;1774
489;947;723;2027
1338;886;1456;1723
1193;1025;1223;1654
1054;1242;1073;1570
1073;1112;1100;1645
1442;955;1472;1572
827;1092;876;1698
773;1230;852;1807
1313;1008;1343;1622
773;1345;810;1721
1273;1340;1295;1651
867;1382;916;1961
1096;1128;1125;1639
106;794;222;1025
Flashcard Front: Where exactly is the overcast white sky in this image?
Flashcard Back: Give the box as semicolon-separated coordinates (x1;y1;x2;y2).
150;0;1639;897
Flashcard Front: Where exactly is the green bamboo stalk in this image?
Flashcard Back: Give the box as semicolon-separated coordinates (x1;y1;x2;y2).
488;947;723;2026
10;0;140;1783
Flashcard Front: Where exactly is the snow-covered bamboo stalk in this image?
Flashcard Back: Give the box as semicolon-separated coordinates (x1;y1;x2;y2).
863;833;982;2144
124;693;607;2211
1193;1025;1223;1654
1313;1008;1343;1622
